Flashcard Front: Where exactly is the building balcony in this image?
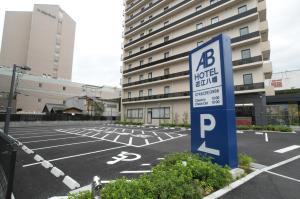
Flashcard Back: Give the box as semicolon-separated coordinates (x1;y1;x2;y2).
122;91;190;104
125;0;143;14
125;0;192;34
263;62;272;79
125;0;166;25
258;0;266;22
123;70;189;89
261;41;271;60
124;1;255;47
122;82;267;104
259;21;268;42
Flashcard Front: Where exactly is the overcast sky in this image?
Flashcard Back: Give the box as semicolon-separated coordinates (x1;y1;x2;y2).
0;0;300;87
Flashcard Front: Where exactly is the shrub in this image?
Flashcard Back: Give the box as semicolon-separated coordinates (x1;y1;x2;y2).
238;153;254;173
67;191;91;199
237;125;292;132
101;152;232;199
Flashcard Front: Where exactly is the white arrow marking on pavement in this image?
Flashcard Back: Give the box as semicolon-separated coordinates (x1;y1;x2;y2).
198;141;220;156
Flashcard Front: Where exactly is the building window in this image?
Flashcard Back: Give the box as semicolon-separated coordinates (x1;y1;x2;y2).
148;72;152;79
197;41;204;47
139;74;144;81
243;74;253;85
128;92;131;98
140;46;144;51
164;86;170;94
63;100;66;105
148;28;152;34
140;60;144;66
238;5;247;14
141;7;145;11
164;36;169;42
151;107;170;119
164;51;169;59
164;68;170;75
140;19;144;24
149;15;153;19
148;42;153;48
164;6;169;11
39;83;42;88
129;38;132;42
140;32;144;37
148;57;152;63
130;26;133;30
63;86;66;91
139;90;143;97
129;51;132;56
128;64;132;69
240;26;249;36
211;16;219;24
164;21;169;26
38;98;42;103
148;89;152;96
128;77;131;83
241;49;251;59
127;108;143;119
196;23;203;30
196;5;202;12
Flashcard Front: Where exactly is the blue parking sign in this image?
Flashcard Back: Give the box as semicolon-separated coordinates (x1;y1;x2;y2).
189;34;238;168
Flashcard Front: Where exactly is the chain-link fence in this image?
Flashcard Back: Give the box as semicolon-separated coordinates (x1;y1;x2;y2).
0;129;17;199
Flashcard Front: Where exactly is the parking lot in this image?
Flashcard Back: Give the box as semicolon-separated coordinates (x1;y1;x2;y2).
8;123;300;199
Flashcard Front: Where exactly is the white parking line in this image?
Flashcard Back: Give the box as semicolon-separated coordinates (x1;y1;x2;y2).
265;133;269;142
22;136;81;144
274;145;300;154
128;137;133;145
113;135;120;142
31;140;103;151
16;133;68;139
141;163;151;166
23;145;127;167
255;132;264;135
145;139;149;145
100;134;109;139
265;170;300;183
120;170;152;174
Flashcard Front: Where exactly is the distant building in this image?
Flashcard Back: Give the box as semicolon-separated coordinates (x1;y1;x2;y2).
0;66;121;114
0;4;76;80
265;70;300;125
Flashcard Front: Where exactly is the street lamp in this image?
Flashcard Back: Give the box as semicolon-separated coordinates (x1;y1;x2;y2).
3;64;31;135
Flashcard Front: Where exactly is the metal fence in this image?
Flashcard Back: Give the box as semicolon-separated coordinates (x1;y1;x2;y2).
0;114;119;122
0;129;17;199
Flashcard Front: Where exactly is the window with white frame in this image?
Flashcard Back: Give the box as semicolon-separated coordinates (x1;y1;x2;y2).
196;5;202;12
196;23;203;30
211;16;219;24
127;108;143;119
139;90;143;97
239;26;249;36
128;92;131;98
241;49;251;59
151;107;170;119
243;74;253;85
148;89;152;96
238;5;247;14
197;41;204;47
164;86;170;94
164;51;169;59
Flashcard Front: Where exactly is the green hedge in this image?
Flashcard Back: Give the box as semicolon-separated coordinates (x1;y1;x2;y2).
160;123;191;128
100;152;232;199
114;121;143;126
237;125;292;132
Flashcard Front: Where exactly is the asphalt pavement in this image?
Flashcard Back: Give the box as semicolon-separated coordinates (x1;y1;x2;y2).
5;123;300;199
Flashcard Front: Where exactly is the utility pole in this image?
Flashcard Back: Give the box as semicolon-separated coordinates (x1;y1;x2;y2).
3;64;30;135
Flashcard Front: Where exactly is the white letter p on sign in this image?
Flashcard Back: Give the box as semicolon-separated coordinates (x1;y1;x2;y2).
200;114;216;139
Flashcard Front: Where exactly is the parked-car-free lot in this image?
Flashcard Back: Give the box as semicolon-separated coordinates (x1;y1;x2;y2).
7;123;300;199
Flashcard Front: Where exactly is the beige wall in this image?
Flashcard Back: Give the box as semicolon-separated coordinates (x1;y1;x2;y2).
0;11;32;67
0;4;76;80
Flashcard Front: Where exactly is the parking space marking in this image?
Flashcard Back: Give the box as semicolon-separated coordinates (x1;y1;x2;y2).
265;170;300;183
141;163;151;166
113;135;120;142
31;140;103;151
22;136;81;144
265;133;269;142
120;170;152;174
16;133;69;139
274;145;300;154
23;145;127;168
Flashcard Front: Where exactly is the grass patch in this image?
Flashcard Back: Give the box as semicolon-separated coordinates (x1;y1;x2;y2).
114;121;143;126
237;125;292;132
238;153;254;174
67;191;91;199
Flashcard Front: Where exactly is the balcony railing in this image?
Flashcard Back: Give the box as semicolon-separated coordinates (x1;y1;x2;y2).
125;2;257;48
126;0;164;23
123;70;189;87
125;0;191;31
232;55;262;66
125;30;260;61
235;82;265;91
126;0;143;12
123;83;265;102
122;91;190;102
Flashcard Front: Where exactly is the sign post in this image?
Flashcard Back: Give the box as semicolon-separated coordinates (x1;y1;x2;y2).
189;34;238;168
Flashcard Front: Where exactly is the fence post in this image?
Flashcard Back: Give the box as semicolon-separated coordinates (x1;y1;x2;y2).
91;176;102;199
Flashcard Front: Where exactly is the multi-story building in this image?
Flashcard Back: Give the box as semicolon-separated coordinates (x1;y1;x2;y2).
0;4;76;80
121;0;273;125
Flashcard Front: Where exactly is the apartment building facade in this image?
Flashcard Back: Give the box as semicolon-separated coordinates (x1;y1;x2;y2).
121;0;273;125
0;4;76;80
